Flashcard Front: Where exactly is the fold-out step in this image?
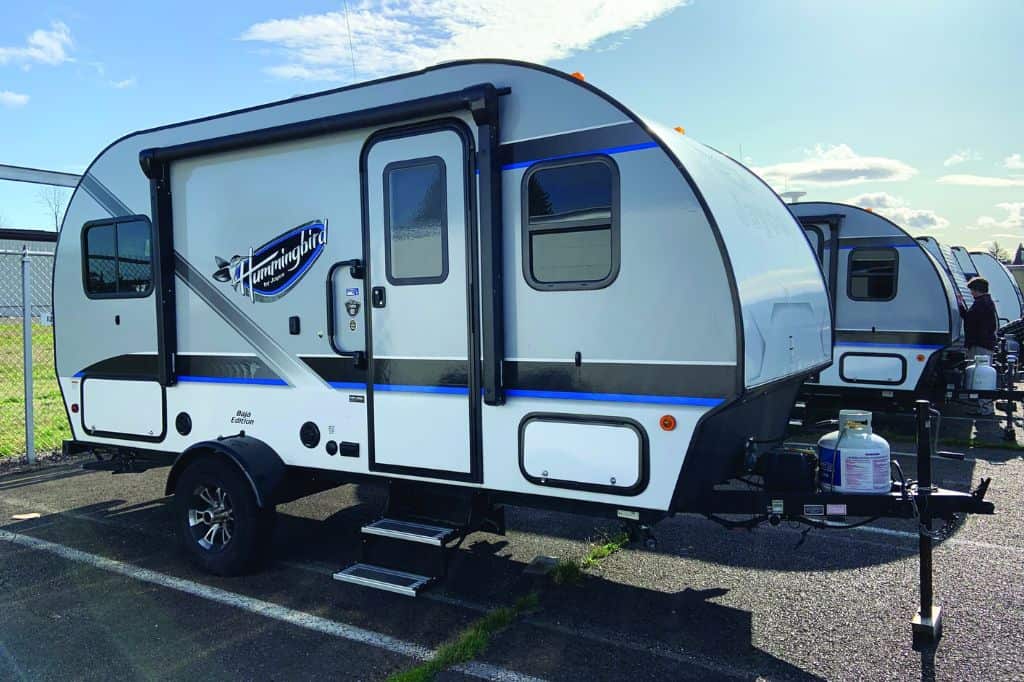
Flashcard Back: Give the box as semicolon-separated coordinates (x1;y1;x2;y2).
362;518;457;545
333;563;432;597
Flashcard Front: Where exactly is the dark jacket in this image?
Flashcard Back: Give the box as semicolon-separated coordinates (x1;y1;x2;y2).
963;293;998;350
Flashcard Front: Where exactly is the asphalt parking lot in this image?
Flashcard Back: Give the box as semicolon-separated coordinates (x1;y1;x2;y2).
1;424;1022;681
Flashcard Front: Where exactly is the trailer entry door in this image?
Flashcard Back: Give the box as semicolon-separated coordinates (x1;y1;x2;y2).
362;124;480;481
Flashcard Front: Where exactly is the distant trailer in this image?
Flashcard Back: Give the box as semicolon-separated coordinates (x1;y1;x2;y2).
918;236;971;310
792;203;962;409
951;246;979;280
968;251;1024;325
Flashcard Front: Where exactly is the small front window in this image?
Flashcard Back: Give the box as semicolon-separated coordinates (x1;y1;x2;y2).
521;156;620;290
82;217;153;298
848;247;897;301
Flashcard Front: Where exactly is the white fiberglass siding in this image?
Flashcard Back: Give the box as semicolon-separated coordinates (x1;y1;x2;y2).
651;124;831;387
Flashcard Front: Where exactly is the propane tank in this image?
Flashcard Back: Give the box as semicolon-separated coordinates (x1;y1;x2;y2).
965;355;997;390
817;410;891;494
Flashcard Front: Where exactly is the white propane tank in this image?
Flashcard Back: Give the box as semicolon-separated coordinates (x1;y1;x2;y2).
965;355;997;391
817;410;891;494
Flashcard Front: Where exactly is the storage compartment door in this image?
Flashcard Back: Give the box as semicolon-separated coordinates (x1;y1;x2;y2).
839;353;906;385
82;378;165;439
520;416;648;496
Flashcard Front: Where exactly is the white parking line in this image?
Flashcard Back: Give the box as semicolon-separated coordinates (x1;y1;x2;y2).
852;524;1024;552
0;528;544;682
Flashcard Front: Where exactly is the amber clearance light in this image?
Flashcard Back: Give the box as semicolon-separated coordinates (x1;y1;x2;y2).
660;415;677;431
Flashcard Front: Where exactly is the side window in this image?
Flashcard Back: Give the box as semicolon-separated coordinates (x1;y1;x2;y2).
82;217;153;298
848;248;897;301
384;157;448;285
521;156;620;290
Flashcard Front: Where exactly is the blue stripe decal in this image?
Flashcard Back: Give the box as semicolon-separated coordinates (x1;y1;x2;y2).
838;243;920;250
373;384;470;395
836;342;943;350
329;381;367;390
73;371;84;378
476;141;660;175
177;375;288;386
506;388;724;406
502;141;658;170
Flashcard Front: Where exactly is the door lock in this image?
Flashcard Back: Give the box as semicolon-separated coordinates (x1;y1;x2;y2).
372;286;387;308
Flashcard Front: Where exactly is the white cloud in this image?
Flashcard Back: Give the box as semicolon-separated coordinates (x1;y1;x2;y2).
0;90;29;107
943;149;981;167
1005;153;1024;171
846;192;949;232
753;144;917;189
0;21;73;67
937;174;1024;188
240;1;689;81
965;203;1024;233
111;77;137;89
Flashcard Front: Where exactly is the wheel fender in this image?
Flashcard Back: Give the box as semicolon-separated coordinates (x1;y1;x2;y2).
165;436;286;508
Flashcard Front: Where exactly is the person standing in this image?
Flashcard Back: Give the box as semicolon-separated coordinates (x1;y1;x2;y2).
961;277;998;416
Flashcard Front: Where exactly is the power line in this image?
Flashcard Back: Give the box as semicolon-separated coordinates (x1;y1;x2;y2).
342;0;357;81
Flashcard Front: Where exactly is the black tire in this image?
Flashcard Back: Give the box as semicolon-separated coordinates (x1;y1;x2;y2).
173;457;275;576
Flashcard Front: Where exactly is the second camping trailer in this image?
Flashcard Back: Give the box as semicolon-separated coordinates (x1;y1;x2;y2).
792;202;963;408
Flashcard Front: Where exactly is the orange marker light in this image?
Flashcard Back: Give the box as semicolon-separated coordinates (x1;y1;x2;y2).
660;415;677;431
570;71;585;81
673;126;685;135
917;354;926;362
71;403;79;413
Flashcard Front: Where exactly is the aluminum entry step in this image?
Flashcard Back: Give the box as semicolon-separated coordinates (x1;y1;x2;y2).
362;518;457;545
333;563;431;597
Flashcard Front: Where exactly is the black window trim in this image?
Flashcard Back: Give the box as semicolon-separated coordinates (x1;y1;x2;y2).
802;223;826;263
81;215;154;299
382;155;450;286
847;246;898;302
520;154;621;291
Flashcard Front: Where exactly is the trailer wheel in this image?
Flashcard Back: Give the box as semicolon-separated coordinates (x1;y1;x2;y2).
173;457;275;576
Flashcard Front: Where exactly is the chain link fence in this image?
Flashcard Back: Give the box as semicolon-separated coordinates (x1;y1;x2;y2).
0;248;67;459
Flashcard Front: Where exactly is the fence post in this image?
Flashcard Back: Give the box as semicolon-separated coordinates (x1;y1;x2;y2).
22;246;34;463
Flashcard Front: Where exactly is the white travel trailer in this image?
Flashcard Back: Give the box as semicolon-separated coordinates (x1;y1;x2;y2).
52;62;989;611
968;251;1024;325
792;203;962;408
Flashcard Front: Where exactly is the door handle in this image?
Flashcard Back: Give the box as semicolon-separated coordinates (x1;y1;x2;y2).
372;287;386;308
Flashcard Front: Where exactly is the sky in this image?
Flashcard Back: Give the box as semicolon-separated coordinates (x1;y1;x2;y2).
1;0;1022;252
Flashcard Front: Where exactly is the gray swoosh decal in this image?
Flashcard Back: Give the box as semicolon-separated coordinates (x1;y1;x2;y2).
174;254;327;390
81;173;134;217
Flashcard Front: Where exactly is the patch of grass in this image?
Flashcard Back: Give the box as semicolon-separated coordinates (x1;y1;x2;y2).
550;558;584;586
388;593;539;682
0;320;70;458
580;532;630;569
550;530;631;587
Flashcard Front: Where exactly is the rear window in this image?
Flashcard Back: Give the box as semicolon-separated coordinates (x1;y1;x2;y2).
82;217;153;298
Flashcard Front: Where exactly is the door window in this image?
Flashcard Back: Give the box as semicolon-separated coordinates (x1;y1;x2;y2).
384;157;448;285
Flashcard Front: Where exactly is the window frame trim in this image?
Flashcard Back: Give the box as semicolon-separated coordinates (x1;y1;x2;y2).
81;215;155;300
520;154;621;292
846;246;899;302
382;155;450;286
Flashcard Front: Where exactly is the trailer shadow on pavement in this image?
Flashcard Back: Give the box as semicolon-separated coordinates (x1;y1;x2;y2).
0;478;822;681
2;458;1020;681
